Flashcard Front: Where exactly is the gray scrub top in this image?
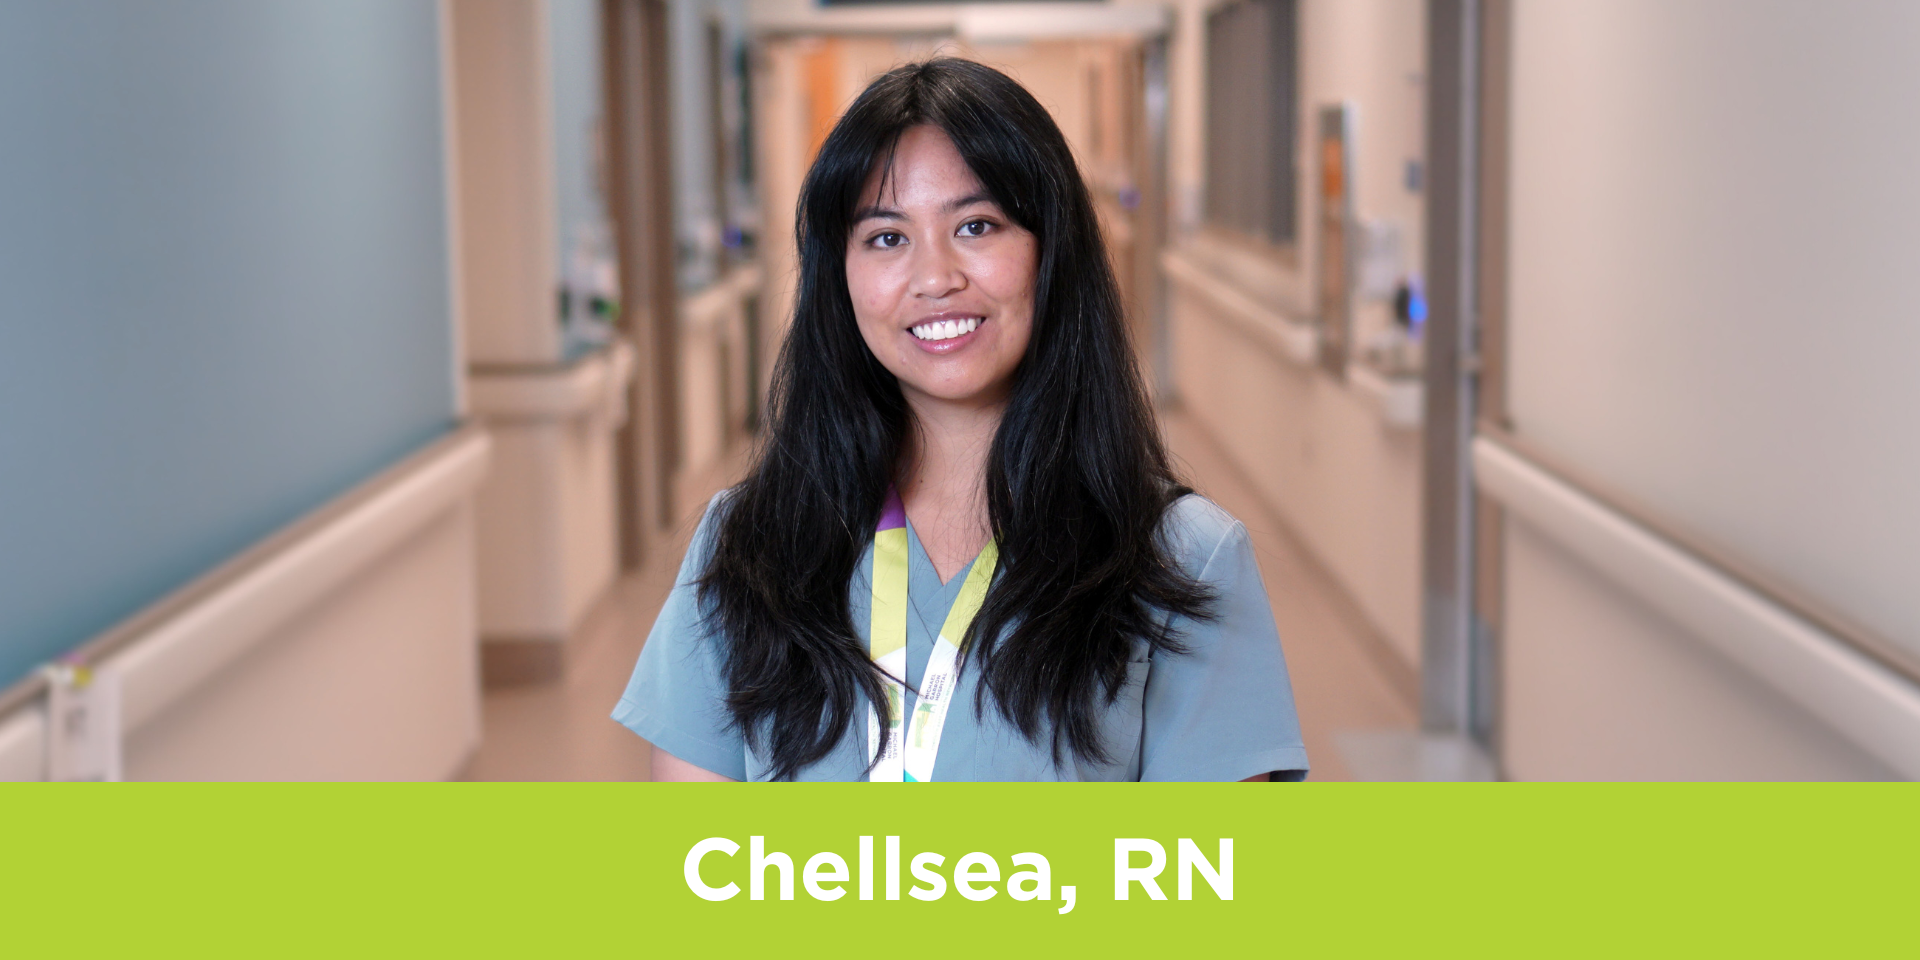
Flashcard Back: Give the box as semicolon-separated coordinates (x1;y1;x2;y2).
613;492;1309;781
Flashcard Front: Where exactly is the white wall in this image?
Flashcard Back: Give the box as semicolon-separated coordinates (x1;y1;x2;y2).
1499;0;1920;777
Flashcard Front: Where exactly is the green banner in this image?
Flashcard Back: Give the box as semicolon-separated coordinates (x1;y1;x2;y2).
4;785;1912;956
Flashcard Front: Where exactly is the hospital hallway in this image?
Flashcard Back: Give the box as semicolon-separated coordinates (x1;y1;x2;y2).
6;0;1920;783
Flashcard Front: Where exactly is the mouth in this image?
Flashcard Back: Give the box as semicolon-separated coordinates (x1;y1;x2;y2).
906;314;984;354
909;316;981;342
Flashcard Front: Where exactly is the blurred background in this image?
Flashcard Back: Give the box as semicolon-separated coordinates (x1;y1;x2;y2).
3;0;1917;781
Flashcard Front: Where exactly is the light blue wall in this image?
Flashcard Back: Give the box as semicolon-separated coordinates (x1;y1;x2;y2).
550;0;606;273
0;1;457;689
549;0;616;356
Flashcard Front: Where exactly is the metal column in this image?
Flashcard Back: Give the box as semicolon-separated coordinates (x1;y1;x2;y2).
1420;0;1483;740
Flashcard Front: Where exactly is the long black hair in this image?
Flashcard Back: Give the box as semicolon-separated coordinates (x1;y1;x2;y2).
699;57;1213;780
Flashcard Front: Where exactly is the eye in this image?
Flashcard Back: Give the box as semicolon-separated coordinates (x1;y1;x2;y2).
869;231;907;249
958;219;992;238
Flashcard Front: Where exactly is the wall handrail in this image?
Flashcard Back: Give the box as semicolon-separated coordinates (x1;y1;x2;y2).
0;425;491;731
1160;246;1319;368
1474;428;1920;777
680;262;763;334
470;339;635;424
1479;425;1920;687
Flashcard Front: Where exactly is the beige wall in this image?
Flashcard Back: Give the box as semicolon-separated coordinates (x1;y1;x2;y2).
1170;284;1425;663
449;0;561;365
1163;0;1429;666
1500;520;1895;780
128;507;482;781
1495;0;1920;779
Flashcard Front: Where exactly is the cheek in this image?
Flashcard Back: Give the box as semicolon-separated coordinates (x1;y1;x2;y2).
994;236;1038;294
843;259;895;337
981;240;1039;330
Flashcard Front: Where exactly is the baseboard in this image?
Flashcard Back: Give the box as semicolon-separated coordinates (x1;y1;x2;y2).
479;576;625;688
480;639;565;687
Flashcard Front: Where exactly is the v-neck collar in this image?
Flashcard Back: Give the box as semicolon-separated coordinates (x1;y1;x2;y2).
903;519;980;633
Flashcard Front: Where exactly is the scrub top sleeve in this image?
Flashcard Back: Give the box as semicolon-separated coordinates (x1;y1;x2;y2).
612;493;750;781
1138;504;1310;782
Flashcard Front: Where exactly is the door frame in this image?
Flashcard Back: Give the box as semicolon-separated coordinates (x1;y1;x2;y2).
605;0;682;569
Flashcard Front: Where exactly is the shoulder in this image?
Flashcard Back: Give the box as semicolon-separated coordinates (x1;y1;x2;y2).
1157;493;1248;581
678;487;741;581
692;485;749;540
695;487;736;529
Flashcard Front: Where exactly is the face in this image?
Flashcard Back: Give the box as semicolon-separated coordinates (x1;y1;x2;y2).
845;124;1038;413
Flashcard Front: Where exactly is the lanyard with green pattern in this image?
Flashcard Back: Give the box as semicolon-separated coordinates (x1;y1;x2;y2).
865;487;998;782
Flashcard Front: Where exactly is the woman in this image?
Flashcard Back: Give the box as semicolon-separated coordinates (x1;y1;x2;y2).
614;58;1307;781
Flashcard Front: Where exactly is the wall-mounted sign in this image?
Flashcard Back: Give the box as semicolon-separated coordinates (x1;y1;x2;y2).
1316;102;1356;377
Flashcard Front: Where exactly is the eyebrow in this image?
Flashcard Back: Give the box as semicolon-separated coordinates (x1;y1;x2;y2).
851;193;996;224
943;192;994;214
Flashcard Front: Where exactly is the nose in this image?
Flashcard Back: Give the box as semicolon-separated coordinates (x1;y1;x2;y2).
908;237;967;300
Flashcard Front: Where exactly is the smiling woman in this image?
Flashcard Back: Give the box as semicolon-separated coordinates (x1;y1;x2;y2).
614;58;1308;782
846;124;1036;403
845;124;1038;583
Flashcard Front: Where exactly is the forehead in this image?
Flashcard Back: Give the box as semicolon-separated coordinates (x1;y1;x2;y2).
858;124;987;210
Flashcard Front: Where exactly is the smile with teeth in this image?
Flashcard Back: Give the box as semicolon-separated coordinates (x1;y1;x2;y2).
910;317;981;341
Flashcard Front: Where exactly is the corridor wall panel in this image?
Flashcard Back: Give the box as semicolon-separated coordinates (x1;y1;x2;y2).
551;0;609;277
1505;0;1920;664
0;1;456;689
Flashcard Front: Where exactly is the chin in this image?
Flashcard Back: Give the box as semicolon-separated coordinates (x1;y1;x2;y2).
905;376;1008;407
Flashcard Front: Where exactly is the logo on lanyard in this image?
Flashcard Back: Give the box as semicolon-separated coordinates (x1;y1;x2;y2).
866;487;998;782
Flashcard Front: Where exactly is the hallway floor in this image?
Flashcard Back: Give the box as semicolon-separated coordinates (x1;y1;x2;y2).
462;409;1418;781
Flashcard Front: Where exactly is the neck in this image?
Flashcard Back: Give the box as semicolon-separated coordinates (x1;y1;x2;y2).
900;392;1002;503
896;391;1003;578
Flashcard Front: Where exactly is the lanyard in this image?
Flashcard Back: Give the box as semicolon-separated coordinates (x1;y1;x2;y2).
866;487;998;782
